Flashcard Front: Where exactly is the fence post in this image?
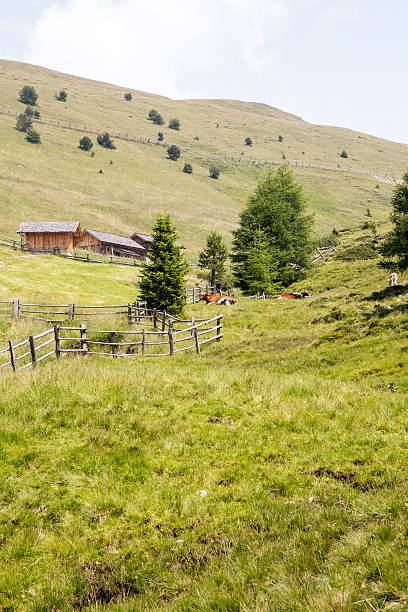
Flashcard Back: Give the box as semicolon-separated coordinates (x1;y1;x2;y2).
193;326;200;355
128;304;132;324
216;314;222;341
29;336;37;367
13;299;20;319
153;309;157;330
110;332;117;357
168;320;174;356
8;340;16;371
142;329;146;355
161;310;166;331
206;285;209;294
80;324;88;356
135;301;140;323
193;287;196;304
54;325;60;358
68;303;74;321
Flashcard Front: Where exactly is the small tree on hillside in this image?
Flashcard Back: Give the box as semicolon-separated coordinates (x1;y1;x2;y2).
278;135;283;142
167;144;181;161
56;89;67;102
340;150;348;158
18;85;38;106
209;166;220;179
379;170;408;272
240;230;276;295
24;106;40;119
139;214;188;314
183;163;193;174
97;132;116;149
168;118;180;130
232;164;314;292
79;136;93;151
16;113;32;132
198;231;229;289
157;131;164;141
124;92;132;101
245;137;253;146
26;128;41;144
148;109;164;125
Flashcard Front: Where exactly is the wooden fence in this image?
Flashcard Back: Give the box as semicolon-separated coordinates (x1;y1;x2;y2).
185;286;217;303
0;313;223;374
312;246;337;263
0;107;398;185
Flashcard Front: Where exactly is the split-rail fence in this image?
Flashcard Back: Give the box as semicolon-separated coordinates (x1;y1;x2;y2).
0;304;223;374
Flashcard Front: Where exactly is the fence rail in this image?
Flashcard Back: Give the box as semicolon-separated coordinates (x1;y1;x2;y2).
0;106;398;185
0;313;223;374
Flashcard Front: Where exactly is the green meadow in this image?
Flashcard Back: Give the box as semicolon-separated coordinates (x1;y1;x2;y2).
0;225;407;610
0;59;404;255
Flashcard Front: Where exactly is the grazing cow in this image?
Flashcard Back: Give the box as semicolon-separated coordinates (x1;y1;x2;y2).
270;292;311;300
200;293;236;305
389;273;398;286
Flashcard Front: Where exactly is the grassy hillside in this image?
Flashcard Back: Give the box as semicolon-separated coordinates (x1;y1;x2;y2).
0;60;404;256
0;228;408;610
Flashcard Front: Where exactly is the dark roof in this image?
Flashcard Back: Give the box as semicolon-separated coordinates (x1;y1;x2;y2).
85;229;146;251
131;231;184;248
17;221;80;234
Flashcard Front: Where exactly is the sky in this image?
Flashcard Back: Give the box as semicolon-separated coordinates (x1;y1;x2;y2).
1;0;408;143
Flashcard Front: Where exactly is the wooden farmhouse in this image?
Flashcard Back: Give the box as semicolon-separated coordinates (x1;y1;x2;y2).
17;221;81;255
78;229;147;259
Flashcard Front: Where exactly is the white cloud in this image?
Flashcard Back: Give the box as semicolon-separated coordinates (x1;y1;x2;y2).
24;0;288;98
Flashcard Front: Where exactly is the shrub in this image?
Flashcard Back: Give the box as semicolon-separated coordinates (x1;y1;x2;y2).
167;144;181;161
15;113;32;132
124;92;132;101
337;244;377;261
23;106;40;119
168;118;180;130
209;166;220;179
97;132;116;149
340;150;348;158
282;153;286;160
193;136;200;140
245;137;253;146
56;89;67;102
148;109;164;125
26;129;41;144
157;132;164;142
278;135;283;142
183;163;193;174
18;85;38;106
79;136;93;151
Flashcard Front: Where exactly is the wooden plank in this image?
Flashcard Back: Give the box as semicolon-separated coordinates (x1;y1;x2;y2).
193;326;200;355
80;324;88;356
9;340;16;371
142;329;146;355
54;326;60;359
29;336;37;367
13;299;20;319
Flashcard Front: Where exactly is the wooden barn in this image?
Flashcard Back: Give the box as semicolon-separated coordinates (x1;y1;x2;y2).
17;221;81;255
130;231;184;251
78;229;147;259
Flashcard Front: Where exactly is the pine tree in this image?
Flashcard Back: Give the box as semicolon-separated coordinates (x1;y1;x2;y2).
198;231;229;289
241;230;277;295
379;170;408;271
232;164;314;292
139;214;188;314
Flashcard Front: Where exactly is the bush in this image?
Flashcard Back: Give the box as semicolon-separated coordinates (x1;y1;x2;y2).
23;106;40;119
193;136;200;140
167;144;181;161
168;118;180;130
18;85;38;106
148;109;164;125
79;136;93;151
157;132;164;142
340;150;348;158
97;132;116;149
278;135;283;142
245;137;253;146
124;92;132;101
26;129;41;144
15;113;32;133
56;89;67;102
183;163;193;174
209;166;220;179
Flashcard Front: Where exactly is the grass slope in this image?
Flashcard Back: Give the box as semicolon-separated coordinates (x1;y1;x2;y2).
0;60;403;255
0;228;407;610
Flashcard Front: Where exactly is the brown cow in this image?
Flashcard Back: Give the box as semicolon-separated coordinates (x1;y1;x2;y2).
271;292;311;299
200;293;236;305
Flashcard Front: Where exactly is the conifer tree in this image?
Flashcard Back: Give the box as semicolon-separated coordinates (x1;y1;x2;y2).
240;230;276;295
232;164;314;292
139;214;188;314
379;170;408;271
198;231;229;289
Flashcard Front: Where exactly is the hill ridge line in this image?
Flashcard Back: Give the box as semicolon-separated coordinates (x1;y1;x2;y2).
0;107;397;185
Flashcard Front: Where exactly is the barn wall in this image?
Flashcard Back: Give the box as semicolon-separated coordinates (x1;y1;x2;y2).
25;232;75;254
77;232;101;253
